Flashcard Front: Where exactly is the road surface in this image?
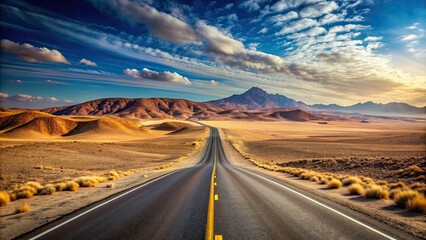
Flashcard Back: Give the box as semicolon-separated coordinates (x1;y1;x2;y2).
19;126;418;240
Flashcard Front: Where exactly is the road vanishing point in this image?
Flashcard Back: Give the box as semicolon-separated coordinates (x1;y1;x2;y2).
19;126;419;240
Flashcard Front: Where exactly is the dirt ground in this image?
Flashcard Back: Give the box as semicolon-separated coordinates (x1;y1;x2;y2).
203;120;426;185
0;121;207;191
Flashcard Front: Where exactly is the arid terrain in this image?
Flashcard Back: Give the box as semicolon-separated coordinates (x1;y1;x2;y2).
204;120;426;185
0;110;208;191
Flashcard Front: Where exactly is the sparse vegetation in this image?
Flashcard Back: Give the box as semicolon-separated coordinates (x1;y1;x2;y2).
342;176;362;186
407;195;426;214
16;203;31;213
394;190;423;208
0;191;11;206
40;184;56;195
328;179;342;189
106;183;115;188
363;185;389;199
64;181;79;191
349;183;364;195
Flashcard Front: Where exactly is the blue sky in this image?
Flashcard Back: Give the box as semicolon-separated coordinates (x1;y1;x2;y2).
0;0;425;108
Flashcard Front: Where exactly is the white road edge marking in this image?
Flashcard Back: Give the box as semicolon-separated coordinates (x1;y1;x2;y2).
29;170;180;240
236;167;397;240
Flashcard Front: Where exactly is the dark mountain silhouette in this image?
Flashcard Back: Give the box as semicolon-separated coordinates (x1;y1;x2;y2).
313;101;425;115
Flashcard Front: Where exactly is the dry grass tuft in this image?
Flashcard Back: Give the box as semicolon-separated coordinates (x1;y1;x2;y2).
40;185;56;195
26;181;43;191
0;191;11;206
310;176;320;182
16;203;31;213
394;190;423;208
342;176;363;186
55;182;67;191
349;183;364;195
407;195;426;214
328;179;342;189
365;185;389;199
106;183;115;188
64;181;79;191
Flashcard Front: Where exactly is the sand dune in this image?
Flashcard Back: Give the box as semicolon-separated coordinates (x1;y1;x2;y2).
0;111;53;131
65;117;145;137
154;121;193;131
269;109;321;121
4;117;78;137
0;111;147;139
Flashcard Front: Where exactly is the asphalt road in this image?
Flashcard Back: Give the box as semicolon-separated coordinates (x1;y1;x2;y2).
19;127;418;240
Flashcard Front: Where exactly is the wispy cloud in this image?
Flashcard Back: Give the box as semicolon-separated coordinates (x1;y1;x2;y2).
45;79;68;85
79;58;97;66
1;39;70;64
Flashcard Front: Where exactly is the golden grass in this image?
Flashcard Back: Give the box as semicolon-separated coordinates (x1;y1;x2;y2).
55;182;67;191
64;181;79;191
26;181;43;191
40;185;56;195
365;185;389;199
394;190;423;208
328;179;342;189
106;183;115;188
342;176;362;186
349;183;364;195
16;203;31;213
0;191;11;206
407;195;426;214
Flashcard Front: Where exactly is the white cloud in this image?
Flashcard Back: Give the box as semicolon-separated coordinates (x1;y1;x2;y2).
405;22;420;30
400;34;418;41
288;27;327;39
275;18;319;35
210;80;218;85
45;79;68;85
258;27;268;34
1;39;70;64
269;11;299;23
123;68;191;85
0;93;73;103
224;3;234;9
239;0;266;12
92;0;197;43
364;36;382;41
270;0;323;12
329;24;369;33
79;58;97;66
299;1;338;18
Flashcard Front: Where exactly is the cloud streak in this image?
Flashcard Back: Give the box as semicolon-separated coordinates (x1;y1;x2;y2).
80;58;97;66
1;39;70;64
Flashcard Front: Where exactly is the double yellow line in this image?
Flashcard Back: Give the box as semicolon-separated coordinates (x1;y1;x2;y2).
205;136;221;240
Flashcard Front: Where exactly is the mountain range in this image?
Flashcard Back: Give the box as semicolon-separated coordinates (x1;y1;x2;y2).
206;87;425;116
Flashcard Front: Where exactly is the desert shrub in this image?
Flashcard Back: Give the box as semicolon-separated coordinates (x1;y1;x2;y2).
9;192;17;201
64;181;79;191
328;179;342;189
26;181;43;191
365;185;389;199
407;195;426;214
408;165;422;173
15;187;34;199
394;190;423;208
40;185;56;195
55;182;67;191
349;183;364;195
106;183;115;188
310;176;319;182
342;176;362;186
16;203;31;213
192;141;200;147
319;177;329;185
0;191;11;206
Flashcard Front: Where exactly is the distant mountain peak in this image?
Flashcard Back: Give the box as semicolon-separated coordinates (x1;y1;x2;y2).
205;87;311;110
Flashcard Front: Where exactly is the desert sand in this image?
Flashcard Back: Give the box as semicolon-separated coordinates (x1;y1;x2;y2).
203;119;425;185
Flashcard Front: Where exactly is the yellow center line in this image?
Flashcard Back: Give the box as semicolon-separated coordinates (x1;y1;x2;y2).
205;137;217;240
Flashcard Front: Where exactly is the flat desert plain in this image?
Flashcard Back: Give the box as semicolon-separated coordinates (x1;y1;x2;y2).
0;117;207;191
203;119;425;185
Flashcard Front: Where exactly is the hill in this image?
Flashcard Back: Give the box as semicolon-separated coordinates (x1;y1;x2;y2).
269;109;322;121
4;117;78;137
64;117;145;137
42;98;224;119
205;87;311;110
0;111;53;131
313;101;425;115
